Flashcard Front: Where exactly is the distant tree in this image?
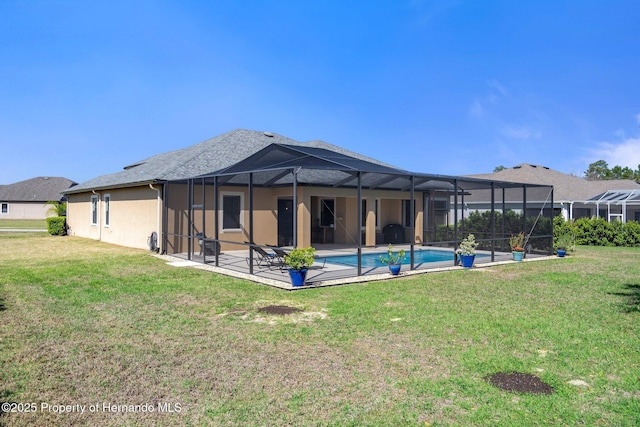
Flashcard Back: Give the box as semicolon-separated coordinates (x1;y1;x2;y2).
584;160;640;182
584;160;610;181
609;165;635;180
493;165;507;172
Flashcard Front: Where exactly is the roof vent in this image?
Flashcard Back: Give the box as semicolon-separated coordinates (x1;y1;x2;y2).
513;165;521;169
263;131;274;137
531;165;537;168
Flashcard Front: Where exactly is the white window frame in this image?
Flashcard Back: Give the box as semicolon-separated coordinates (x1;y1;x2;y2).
103;194;110;227
1;202;8;214
220;191;244;233
90;195;99;226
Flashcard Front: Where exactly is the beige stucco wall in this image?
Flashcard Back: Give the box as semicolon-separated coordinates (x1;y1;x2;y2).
67;186;161;250
0;202;54;220
67;181;425;254
165;183;295;253
66;193;101;241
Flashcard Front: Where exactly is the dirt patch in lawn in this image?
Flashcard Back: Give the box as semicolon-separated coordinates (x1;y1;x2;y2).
487;372;554;394
257;305;302;315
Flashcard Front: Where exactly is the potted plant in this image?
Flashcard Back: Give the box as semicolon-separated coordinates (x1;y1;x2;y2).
456;234;478;268
555;233;573;258
379;244;406;275
509;232;526;262
284;247;316;286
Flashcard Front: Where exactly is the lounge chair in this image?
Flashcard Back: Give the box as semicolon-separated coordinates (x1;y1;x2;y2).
196;233;220;256
248;245;284;270
268;246;289;264
269;245;326;269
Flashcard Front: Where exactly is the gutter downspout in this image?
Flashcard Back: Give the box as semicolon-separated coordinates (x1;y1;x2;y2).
150;184;162;251
570;201;574;222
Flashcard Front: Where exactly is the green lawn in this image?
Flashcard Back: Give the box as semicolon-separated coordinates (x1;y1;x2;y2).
0;219;47;229
1;235;639;426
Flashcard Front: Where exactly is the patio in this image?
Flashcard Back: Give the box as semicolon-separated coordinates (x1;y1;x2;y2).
161;142;555;287
161;243;554;290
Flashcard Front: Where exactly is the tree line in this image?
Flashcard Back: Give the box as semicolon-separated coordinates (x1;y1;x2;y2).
583;160;640;182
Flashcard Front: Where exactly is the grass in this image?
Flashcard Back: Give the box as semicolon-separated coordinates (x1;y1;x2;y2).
1;234;639;426
0;219;47;229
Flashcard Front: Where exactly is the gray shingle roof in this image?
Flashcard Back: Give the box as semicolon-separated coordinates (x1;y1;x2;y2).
65;129;398;194
0;177;77;202
468;164;640;201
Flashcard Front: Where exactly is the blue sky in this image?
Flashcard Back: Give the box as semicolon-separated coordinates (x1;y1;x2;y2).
1;0;639;184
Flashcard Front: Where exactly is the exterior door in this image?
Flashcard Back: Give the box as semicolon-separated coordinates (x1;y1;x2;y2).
278;199;294;247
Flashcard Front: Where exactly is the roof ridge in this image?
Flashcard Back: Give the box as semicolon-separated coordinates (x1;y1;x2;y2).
156;130;241;179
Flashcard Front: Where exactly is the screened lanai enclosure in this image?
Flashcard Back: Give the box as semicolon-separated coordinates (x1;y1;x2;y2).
161;143;554;286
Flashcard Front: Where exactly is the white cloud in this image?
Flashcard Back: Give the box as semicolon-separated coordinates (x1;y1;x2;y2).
590;138;640;169
500;126;541;140
468;98;484;118
487;79;508;100
468;79;509;118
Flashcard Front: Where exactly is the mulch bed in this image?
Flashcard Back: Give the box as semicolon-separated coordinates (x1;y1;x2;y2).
487;372;554;395
257;305;302;315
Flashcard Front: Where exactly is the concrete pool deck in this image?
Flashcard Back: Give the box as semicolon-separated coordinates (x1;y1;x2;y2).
156;244;558;290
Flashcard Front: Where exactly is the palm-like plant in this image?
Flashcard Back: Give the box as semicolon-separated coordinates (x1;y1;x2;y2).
46;200;67;217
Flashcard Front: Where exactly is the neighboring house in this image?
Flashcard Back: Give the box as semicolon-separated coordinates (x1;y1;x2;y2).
62;129;549;264
468;164;640;222
0;176;77;219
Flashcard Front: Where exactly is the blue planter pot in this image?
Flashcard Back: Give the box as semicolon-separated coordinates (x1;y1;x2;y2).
512;251;524;262
388;263;401;275
460;254;475;268
288;268;308;287
557;249;566;258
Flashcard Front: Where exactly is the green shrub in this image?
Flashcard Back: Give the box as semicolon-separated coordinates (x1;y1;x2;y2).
46;216;66;236
556;216;640;247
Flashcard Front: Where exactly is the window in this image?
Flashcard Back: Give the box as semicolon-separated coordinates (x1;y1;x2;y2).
320;199;334;227
104;194;110;227
433;199;448;226
574;208;591;219
91;195;99;225
1;203;7;214
221;192;243;231
402;200;413;227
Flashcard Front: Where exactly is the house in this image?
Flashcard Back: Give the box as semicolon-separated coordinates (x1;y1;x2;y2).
64;129;414;250
468;164;640;223
0;176;77;219
63;129;551;282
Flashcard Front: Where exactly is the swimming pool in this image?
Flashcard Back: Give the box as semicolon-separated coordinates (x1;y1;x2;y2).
324;249;466;268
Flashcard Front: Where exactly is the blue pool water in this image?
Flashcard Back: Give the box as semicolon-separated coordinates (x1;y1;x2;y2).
324;249;467;268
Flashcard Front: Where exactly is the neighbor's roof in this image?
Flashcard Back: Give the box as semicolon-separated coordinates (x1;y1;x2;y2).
468;164;640;201
64;129;402;194
0;177;77;202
